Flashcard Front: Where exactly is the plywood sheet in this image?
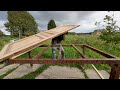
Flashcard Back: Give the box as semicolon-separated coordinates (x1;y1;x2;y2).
0;25;80;62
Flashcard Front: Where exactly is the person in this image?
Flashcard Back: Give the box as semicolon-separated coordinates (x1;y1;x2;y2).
51;32;68;59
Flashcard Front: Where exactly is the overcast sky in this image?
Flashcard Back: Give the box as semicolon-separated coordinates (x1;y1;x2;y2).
0;11;120;35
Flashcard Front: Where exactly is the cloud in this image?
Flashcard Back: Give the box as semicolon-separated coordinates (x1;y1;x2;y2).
29;11;95;31
1;11;120;34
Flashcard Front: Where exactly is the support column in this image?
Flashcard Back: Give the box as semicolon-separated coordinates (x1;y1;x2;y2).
109;64;120;79
82;45;86;58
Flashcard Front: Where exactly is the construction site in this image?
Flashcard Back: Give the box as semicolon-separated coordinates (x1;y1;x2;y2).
0;25;120;79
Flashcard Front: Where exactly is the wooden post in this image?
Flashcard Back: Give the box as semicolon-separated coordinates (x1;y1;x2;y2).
109;64;120;79
28;51;33;67
58;44;62;59
82;45;86;57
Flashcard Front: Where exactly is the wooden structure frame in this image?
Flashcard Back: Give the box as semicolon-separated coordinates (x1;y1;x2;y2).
0;25;119;79
4;44;120;79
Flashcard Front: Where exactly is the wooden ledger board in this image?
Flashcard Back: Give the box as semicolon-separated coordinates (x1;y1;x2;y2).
0;25;80;62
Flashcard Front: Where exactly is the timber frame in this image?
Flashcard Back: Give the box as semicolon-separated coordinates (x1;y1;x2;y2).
2;44;120;79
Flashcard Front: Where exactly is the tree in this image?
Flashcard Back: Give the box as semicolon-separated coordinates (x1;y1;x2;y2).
95;11;120;50
47;19;56;30
4;11;39;39
0;30;5;37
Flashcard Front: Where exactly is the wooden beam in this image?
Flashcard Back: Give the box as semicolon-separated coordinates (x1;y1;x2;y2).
109;64;120;79
91;64;104;79
40;44;84;47
84;44;118;58
33;45;50;59
8;58;120;64
72;44;85;58
82;45;86;57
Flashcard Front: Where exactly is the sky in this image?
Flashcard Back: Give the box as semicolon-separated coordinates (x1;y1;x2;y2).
0;11;120;35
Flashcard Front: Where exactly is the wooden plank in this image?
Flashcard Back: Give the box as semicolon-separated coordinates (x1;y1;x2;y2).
35;33;48;39
84;44;118;58
0;44;9;56
72;45;85;58
7;58;120;64
0;25;80;62
39;32;53;37
91;64;104;79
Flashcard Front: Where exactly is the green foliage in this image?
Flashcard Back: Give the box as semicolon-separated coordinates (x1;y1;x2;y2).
68;32;76;35
0;37;13;50
0;30;5;37
95;12;120;51
47;19;56;30
4;11;39;39
96;12;120;45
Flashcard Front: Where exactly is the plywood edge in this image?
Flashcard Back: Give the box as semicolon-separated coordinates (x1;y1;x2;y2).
0;44;10;56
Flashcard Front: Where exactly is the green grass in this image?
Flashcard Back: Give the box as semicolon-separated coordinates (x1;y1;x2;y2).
0;35;120;78
0;36;14;50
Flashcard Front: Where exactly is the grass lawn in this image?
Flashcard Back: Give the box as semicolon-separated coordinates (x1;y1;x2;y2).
0;35;120;78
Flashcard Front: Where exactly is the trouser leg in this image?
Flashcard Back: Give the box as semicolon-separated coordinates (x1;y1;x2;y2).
57;46;65;59
52;47;56;59
61;47;65;59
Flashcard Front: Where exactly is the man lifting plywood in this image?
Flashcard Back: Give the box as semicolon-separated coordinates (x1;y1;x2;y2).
0;25;80;62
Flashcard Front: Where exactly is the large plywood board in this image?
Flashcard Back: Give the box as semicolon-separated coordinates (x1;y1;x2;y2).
0;25;80;62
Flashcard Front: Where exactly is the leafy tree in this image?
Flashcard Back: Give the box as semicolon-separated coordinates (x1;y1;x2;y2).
4;11;39;39
95;11;120;50
0;30;5;37
47;19;56;30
